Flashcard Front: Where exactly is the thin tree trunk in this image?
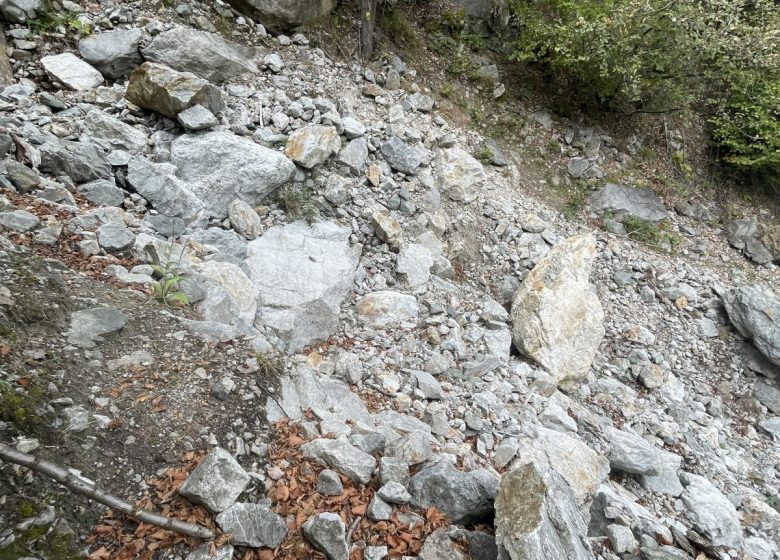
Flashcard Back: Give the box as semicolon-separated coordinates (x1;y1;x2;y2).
360;0;378;60
0;443;216;541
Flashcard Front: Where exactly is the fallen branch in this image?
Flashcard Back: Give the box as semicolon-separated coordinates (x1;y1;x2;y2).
0;443;216;541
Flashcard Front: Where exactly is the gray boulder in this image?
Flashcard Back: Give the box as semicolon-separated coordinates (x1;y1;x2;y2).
5;160;40;192
356;291;419;329
285;125;341;168
215;502;287;547
39;139;111;183
40;53;103;91
0;0;42;22
78;29;143;79
177;105;219;131
435;147;487;203
245;221;358;351
510;234;605;390
680;473;743;550
419;528;469;560
605;427;663;475
81;109;147;154
0;209;40;232
96;222;134;252
408;461;498;525
338;137;368;173
381;136;422;175
316;469;344;496
723;286;780;366
170;131;295;218
228;199;263;239
179;447;249;513
66;307;128;348
225;0;337;32
755;381;780;415
142;27;258;83
590;183;668;224
191;227;247;259
78;179;125;207
126;156;205;223
126;62;223;119
302;512;348;560
300;437;376;485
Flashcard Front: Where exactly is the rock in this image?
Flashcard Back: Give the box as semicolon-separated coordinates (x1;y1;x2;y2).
5;160;41;192
0;0;42;22
126;156;205;223
367;495;393;521
0;209;40;232
397;243;433;288
371;211;403;249
215;502;287;547
302;512;349;560
494;462;594;560
40;53;103;91
606;524;638;554
170;131;295;218
356;291;419;329
381;136;422;175
285;125;341;168
225;0;337;32
377;481;411;504
300;437;376;484
406;92;434;112
78;179;124;207
380;457;409;487
680;473;743;550
78;29;143;79
510;234;605;390
342;117;365;139
364;546;389;560
316;469;344;496
590;183;668;223
228;199;263;239
411;370;444;400
338;137;368;173
605;427;664;475
179;447;250;513
82;109;147;154
39;139;111;183
61;405;90;432
186;544;234;560
142;27;258;83
419;528;468;560
435;147;487;203
66;307;128;348
177;104;218;130
196;260;259;325
246;221;358;351
126;62;223;118
385;431;432;465
755;381;780;414
96;222;134;252
263;52;284;73
408;462;498;525
192;227;248;259
723;286;780;366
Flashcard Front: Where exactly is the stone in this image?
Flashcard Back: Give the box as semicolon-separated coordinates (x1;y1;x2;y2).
39;139;111;184
40;53;103;91
435;147;487;203
408;462;498;525
78;29;143;79
5;160;40;192
192;227;248;259
510;234;605;390
380;457;409;487
406;92;434;112
301;437;376;485
0;0;42;22
66;307;128;348
377;481;411;504
228;199;263;239
411;370;444;400
126;62;223;119
82;109;147;154
78;179;125;207
285;125;341;168
590;183;668;223
381;136;422;175
170;131;295;218
364;546;388;560
494;463;594;560
126;156;205;223
316;469;344;496
419;528;468;560
338;137;368;173
179;447;250;513
302;512;349;560
356;291;419;329
246;221;358;351
177;104;218;130
196;260;259;325
371;211;403;249
755;381;780;414
225;0;337;32
61;405;90;432
397;243;433;288
723;286;780;366
341;116;365;139
215;502;287;547
186;544;234;560
680;473;743;550
696;317;719;338
606;524;637;554
263;52;284;72
96;222;134;252
367;495;393;521
0;209;39;232
605;427;663;475
385;431;432;465
142;27;258;83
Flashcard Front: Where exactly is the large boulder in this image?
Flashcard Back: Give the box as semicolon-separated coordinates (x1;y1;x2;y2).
225;0;336;32
680;473;743;550
170;132;295;218
126;62;223;118
81;109;147;154
179;447;249;513
142;27;258;83
78;29;143;79
590;183;668;224
723;286;780;366
39;139;111;184
245;221;359;352
126;156;205;223
0;31;12;86
381;136;423;175
40;53;103;91
510;234;605;390
285;125;341;168
1;0;42;22
435;147;487;203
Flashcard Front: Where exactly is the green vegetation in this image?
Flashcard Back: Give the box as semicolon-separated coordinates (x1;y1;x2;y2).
379;5;419;48
277;185;319;222
0;380;45;435
622;217;680;251
28;12;91;35
0;525;81;560
151;260;189;307
473;145;493;165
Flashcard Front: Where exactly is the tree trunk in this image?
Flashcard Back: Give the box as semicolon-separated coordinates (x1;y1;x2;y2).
360;0;378;60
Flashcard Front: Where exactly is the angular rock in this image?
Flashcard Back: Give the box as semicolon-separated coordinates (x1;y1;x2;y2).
39;139;111;184
605;427;663;476
246;221;358;351
82;109;147;154
590;184;668;223
302;512;348;560
96;222;134;252
179;447;250;513
126;156;205;223
384;431;432;465
510;234;605;390
367;495;393;521
177;104;218;130
408;462;498;525
5;160;40;192
142;27;258;83
435;147;487;203
215;502;287;547
300;437;376;485
337;137;368;173
755;381;780;415
196;260;259;325
66;307;128;348
40;53;103;91
78;29;143;79
0;209;40;232
723;286;780;366
356;291;419;329
126;62;223;118
381;136;422;175
316;469;344;496
377;481;411;504
225;0;337;32
0;0;42;22
285;125;341;169
228;199;263;239
371;211;403;249
397;243;433;288
680;473;743;550
186;544;234;560
78;179;125;207
170;131;295;218
411;370;444;400
192;227;247;258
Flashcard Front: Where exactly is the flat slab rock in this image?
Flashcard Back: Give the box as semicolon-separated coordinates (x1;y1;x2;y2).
66;307;128;348
590;183;668;223
179;447;249;513
215;502;287;547
302;512;348;560
300;437;376;485
40;53;103;91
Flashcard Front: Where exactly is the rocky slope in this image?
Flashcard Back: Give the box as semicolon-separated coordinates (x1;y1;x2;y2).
0;1;779;560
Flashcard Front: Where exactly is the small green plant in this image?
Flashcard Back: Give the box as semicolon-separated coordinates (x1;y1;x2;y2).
0;380;45;435
461;32;485;51
562;190;585;219
150;250;190;308
623;216;661;243
28;13;90;35
441;83;456;98
672;150;693;179
277;186;319;222
379;6;419;48
473;145;493;164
